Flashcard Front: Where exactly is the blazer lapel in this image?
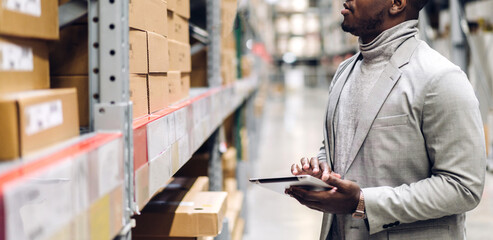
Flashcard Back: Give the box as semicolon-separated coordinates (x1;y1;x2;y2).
327;54;361;164
344;36;420;174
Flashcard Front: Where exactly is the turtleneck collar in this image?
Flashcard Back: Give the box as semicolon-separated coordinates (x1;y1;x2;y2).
359;20;419;63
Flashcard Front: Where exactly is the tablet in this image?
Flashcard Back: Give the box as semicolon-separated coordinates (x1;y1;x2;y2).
249;175;332;195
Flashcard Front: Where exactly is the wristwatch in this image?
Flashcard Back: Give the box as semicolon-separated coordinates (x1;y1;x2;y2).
352;190;366;219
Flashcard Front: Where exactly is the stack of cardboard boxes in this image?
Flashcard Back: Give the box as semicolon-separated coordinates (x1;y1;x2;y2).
221;0;238;85
0;0;80;161
221;34;237;85
167;0;192;105
133;177;228;240
129;0;169;116
191;0;238;87
51;0;192;122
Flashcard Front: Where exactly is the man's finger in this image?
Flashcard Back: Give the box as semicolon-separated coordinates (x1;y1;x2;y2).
301;157;310;170
319;161;330;182
291;164;297;175
310;157;320;174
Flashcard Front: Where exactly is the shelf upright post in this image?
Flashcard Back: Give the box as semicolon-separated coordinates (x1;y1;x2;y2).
88;0;134;238
206;0;224;193
208;127;224;192
207;0;222;87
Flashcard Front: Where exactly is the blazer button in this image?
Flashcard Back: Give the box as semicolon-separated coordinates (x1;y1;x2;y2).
395;221;400;226
383;224;389;229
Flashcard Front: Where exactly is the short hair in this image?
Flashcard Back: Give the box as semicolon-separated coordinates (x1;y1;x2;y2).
411;0;429;10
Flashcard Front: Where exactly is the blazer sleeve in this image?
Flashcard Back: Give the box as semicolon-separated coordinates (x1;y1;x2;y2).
362;68;486;235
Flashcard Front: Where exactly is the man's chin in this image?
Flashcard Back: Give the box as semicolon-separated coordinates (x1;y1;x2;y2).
341;22;355;34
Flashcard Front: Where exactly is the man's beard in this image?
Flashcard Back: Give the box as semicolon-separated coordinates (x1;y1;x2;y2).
341;10;385;36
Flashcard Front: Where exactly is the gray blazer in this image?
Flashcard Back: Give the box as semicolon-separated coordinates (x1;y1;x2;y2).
318;36;486;240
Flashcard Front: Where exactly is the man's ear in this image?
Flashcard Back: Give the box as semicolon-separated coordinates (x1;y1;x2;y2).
389;0;407;15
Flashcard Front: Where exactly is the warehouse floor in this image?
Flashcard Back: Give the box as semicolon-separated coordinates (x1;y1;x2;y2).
244;87;493;240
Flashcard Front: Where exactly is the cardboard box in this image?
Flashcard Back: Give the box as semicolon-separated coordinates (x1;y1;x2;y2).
225;191;243;234
191;69;207;87
51;76;89;127
109;185;124;237
0;36;50;94
168;71;181;104
149;150;172;199
130;30;148;74
181;73;190;99
168;0;190;19
71;211;90;240
221;0;237;38
148;74;169;113
0;0;59;40
231;218;245;240
191;48;207;87
49;24;88;75
130;74;149;119
133;191;228;237
222;147;237;179
135;164;150;211
169;40;191;72
0;88;79;160
89;194;111;240
167;11;189;43
148;32;170;73
224;178;237;195
130;0;168;37
191;46;207;69
50;25;148;75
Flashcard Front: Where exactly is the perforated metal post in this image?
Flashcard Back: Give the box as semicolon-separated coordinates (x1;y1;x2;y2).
207;0;222;87
88;0;134;238
208;128;224;191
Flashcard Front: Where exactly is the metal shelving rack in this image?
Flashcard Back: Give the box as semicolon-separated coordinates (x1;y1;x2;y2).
88;0;134;238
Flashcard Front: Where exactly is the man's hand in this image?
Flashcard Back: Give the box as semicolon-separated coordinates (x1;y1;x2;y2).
285;174;361;214
291;157;340;181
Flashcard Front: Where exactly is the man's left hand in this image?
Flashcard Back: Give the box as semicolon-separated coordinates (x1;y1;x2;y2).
285;174;361;214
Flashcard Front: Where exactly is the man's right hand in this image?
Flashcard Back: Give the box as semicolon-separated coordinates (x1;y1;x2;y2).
291;157;340;182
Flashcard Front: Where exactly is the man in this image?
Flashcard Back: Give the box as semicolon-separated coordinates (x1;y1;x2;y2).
285;0;486;239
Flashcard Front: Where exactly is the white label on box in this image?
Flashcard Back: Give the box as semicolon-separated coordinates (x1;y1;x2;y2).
167;113;176;145
149;149;171;197
174;108;187;139
147;117;168;161
178;135;190;167
192;101;200;127
73;154;90;214
4;160;74;240
24;100;63;136
97;139;123;197
0;43;34;71
3;0;41;17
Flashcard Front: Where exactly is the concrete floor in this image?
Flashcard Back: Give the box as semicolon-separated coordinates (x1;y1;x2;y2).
244;87;493;240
